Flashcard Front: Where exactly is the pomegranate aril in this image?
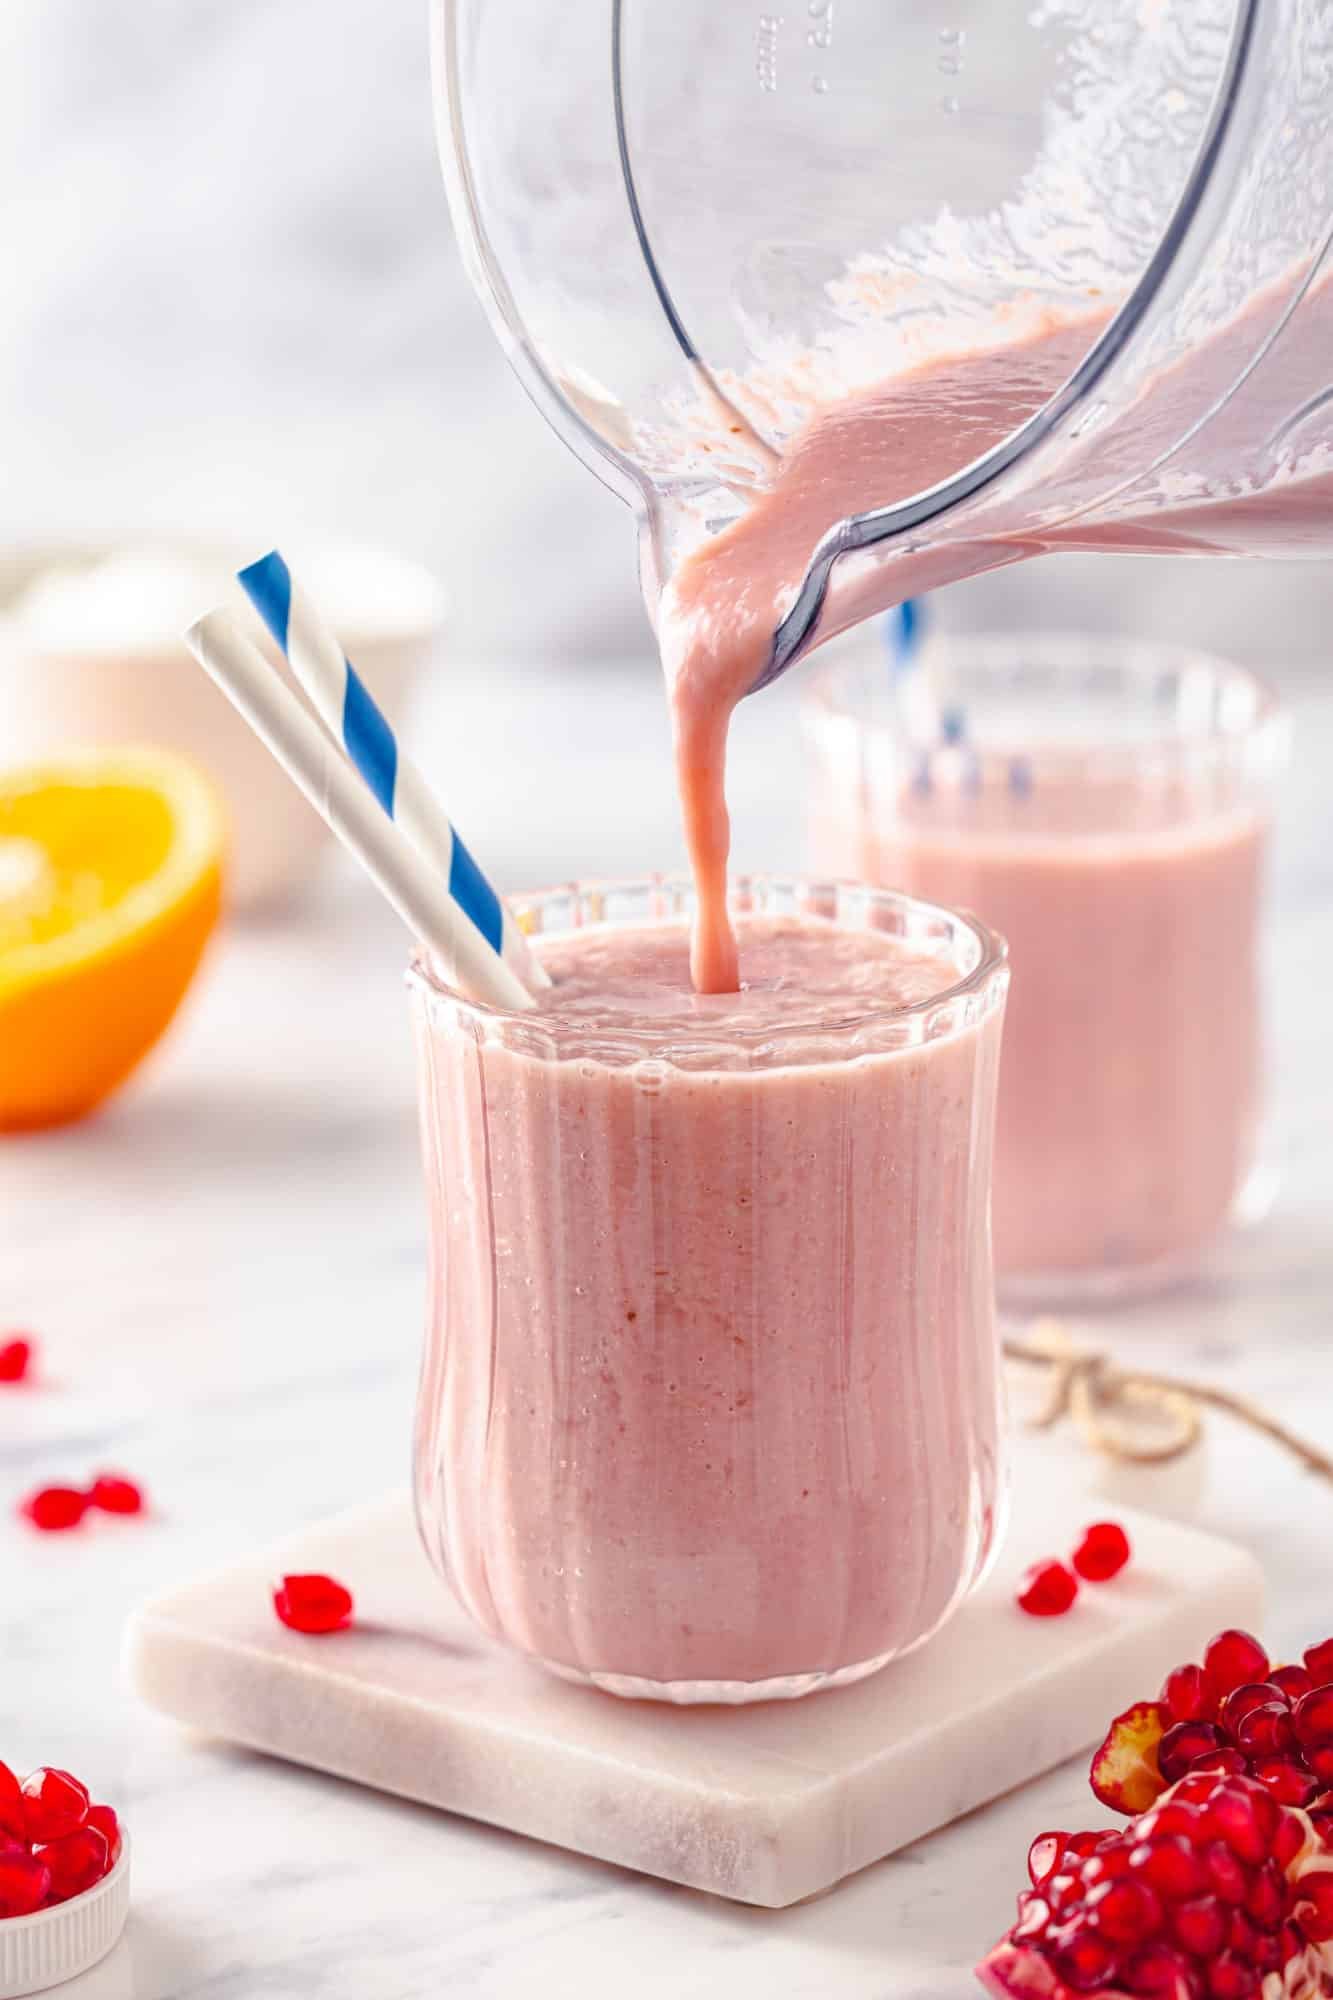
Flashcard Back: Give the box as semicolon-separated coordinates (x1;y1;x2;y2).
1017;1560;1078;1618
273;1573;354;1635
1204;1632;1270;1704
1205;1951;1261;2000
1028;1831;1068;1887
1199;1779;1278;1863
1175;1775;1227;1807
1227;1910;1265;1961
0;1762;22;1840
0;1337;32;1383
1249;1932;1281;1974
1086;1878;1164;1944
1243;1859;1287;1929
1082;1848;1134;1889
1171;1896;1228;1957
1203;1841;1248;1904
1294;1869;1333;1944
1251;1760;1317;1807
1305;1742;1333;1785
20;1766;89;1843
1271;1664;1315;1704
1274;1810;1308;1869
1235;1705;1295;1758
1123;1944;1201;1996
88;1473;144;1516
1292;1685;1333;1746
1219;1682;1289;1737
1066;1833;1106;1860
1304;1639;1333;1685
34;1824;110;1904
1072;1523;1132;1583
85;1804;121;1863
1055;1930;1116;1990
1131;1835;1206;1901
1163;1664;1212;1723
1138;1801;1205;1843
1189;1749;1248;1780
0;1851;50;1918
20;1485;87;1532
1159;1721;1226;1785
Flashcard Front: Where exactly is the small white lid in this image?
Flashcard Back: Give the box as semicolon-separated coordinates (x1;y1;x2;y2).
0;1838;130;1998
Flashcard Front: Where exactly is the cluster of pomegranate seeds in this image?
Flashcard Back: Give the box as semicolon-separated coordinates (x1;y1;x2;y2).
0;1337;32;1384
1017;1524;1133;1618
0;1763;119;1918
981;1770;1333;2000
272;1573;354;1635
1092;1630;1333;1818
18;1471;146;1534
3;1341;150;1530
979;1628;1333;2000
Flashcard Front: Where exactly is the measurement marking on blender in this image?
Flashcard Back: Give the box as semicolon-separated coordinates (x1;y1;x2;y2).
756;13;782;92
807;0;833;52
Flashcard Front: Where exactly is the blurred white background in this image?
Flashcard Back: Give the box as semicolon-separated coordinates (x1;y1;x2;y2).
1;0;1330;679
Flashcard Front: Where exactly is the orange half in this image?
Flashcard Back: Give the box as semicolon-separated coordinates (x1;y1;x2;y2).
0;748;225;1129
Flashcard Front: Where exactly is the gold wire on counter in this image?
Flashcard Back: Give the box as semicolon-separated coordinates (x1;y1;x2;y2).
1004;1319;1333;1480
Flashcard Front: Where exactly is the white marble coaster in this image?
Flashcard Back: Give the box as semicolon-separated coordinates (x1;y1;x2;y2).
125;1478;1262;1907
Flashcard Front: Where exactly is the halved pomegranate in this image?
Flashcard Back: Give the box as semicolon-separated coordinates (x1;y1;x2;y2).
979;1771;1333;2000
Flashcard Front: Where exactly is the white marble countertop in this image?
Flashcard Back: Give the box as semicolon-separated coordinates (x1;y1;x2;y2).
4;653;1333;1999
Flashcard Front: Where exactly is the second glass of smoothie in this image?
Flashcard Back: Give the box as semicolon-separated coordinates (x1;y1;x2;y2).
805;634;1287;1302
411;875;1008;1703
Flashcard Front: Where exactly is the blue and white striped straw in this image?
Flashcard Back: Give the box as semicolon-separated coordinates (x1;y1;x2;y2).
238;549;549;994
184;612;536;1010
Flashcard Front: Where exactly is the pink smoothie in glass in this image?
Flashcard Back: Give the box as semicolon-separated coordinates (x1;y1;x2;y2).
805;644;1284;1291
412;886;1008;1699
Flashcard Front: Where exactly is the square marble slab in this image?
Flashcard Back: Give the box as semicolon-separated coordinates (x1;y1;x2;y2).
125;1480;1262;1907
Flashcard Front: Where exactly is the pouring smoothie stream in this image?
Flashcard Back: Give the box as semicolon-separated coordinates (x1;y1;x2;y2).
663;268;1333;992
434;0;1333;990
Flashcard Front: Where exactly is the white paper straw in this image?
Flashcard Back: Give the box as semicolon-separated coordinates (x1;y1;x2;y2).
237;549;549;991
185;611;536;1011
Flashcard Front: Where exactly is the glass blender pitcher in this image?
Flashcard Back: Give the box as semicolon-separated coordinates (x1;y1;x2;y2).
432;0;1333;689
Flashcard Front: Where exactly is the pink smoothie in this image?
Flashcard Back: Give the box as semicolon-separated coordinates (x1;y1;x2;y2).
809;762;1270;1284
412;902;1007;1696
662;274;1333;992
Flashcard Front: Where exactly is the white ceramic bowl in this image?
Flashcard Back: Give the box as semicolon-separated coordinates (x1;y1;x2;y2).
0;544;445;911
0;1838;130;1998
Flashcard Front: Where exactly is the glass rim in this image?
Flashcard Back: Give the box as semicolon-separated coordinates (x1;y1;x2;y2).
803;629;1286;771
407;871;1008;1056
